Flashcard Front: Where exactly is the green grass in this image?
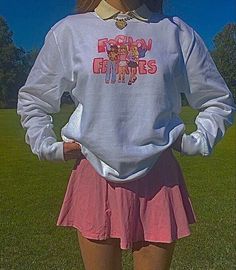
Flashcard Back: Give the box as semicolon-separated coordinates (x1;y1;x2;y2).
0;105;235;270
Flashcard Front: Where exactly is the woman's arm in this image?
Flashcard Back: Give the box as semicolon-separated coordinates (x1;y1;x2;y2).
179;23;236;156
17;28;74;161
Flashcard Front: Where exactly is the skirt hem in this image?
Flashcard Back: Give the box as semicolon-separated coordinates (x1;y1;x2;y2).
56;221;196;250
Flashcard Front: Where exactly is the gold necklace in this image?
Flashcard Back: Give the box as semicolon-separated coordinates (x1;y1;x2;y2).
113;13;133;30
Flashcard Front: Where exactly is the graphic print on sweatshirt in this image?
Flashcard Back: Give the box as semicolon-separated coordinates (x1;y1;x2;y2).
92;35;158;85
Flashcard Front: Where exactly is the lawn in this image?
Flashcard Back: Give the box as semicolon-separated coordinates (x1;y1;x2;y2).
0;105;235;269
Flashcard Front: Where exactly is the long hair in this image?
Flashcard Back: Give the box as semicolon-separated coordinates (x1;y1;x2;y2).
75;0;101;13
75;0;163;14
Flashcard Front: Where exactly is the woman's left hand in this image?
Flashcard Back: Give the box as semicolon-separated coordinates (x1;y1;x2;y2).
63;142;82;161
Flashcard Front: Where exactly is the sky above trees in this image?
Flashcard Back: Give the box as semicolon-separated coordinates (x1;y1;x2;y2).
0;0;235;51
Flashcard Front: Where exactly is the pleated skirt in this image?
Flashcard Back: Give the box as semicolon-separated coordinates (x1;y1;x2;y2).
56;148;196;250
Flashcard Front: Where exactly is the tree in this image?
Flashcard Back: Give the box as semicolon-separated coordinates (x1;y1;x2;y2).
211;23;236;101
0;16;21;108
0;16;39;108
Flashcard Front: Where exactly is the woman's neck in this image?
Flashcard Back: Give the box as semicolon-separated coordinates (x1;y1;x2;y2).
105;0;141;13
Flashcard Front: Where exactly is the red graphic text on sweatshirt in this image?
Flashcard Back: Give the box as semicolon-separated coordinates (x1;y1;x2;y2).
92;35;158;85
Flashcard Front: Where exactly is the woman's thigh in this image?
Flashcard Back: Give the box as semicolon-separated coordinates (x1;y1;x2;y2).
132;241;176;270
77;230;122;270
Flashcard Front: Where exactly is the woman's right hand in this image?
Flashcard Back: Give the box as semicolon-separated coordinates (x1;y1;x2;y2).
171;134;183;153
63;142;82;161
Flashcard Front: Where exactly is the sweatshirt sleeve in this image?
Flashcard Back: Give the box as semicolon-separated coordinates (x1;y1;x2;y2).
179;23;236;156
17;28;71;161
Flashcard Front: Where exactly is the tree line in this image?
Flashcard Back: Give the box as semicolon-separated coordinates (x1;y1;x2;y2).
0;16;235;108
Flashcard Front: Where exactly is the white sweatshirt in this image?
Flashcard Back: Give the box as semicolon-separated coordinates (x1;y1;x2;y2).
17;5;236;182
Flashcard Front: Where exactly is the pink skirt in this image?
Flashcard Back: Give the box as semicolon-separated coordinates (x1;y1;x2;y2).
56;148;196;250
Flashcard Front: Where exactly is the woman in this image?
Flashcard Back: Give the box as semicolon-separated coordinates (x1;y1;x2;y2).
117;44;128;83
127;44;139;85
17;0;236;269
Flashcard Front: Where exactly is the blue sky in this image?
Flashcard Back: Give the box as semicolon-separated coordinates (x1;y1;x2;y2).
0;0;235;51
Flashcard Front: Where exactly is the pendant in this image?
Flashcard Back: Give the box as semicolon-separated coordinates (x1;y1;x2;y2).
115;19;127;30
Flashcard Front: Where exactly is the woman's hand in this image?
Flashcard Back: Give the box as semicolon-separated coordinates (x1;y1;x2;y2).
63;142;82;161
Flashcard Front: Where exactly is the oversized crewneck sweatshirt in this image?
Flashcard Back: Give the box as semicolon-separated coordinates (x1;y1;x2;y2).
17;10;236;182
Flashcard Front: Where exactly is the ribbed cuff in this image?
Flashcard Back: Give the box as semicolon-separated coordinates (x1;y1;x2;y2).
181;130;211;156
38;138;65;162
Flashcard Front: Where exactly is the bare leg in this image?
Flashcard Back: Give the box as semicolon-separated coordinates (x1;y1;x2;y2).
118;66;122;81
128;67;133;84
132;68;137;82
132;241;176;270
77;230;123;270
121;67;126;81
